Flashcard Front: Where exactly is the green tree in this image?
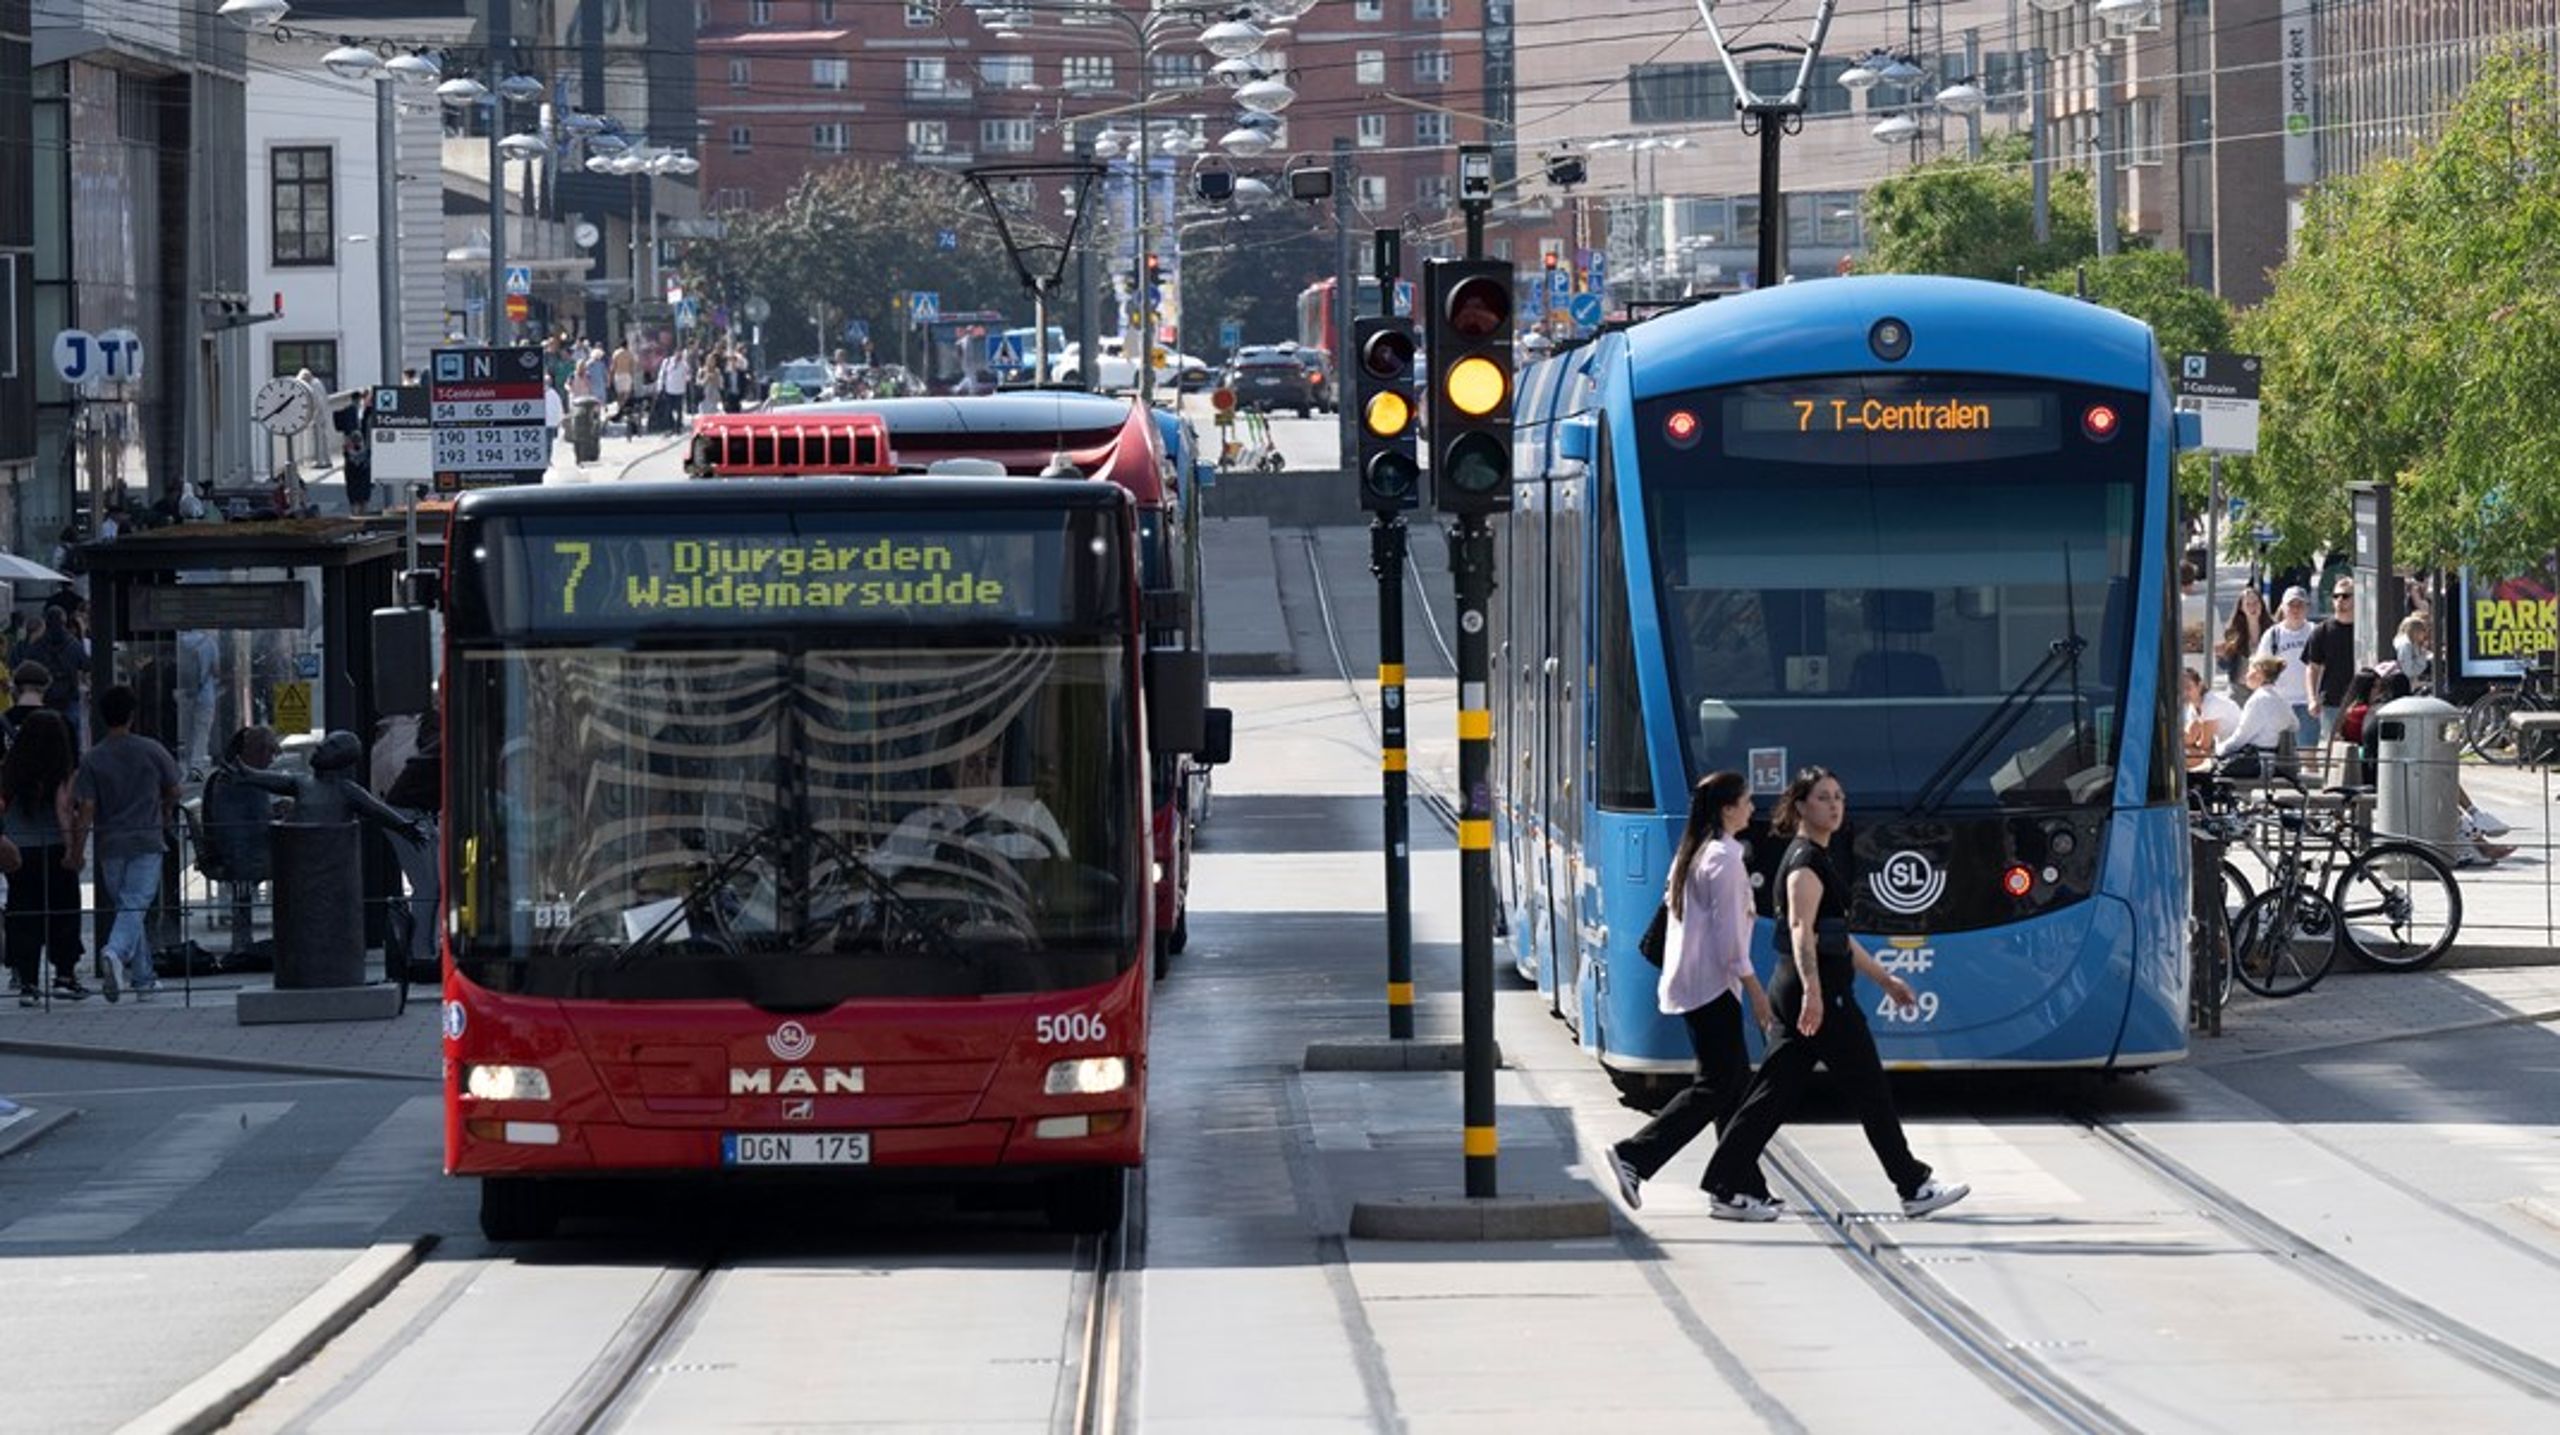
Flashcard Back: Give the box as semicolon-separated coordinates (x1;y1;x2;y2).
2238;47;2560;573
1857;134;2107;281
677;164;1029;361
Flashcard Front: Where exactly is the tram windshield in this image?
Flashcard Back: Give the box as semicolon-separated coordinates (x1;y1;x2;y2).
447;639;1137;1000
1638;376;2147;813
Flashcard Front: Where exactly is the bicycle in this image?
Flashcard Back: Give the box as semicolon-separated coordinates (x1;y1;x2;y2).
2462;653;2559;763
2200;769;2464;996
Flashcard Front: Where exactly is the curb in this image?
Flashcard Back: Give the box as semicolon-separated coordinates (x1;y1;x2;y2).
116;1236;434;1435
1347;1193;1614;1242
0;1103;78;1159
0;1038;434;1085
1303;1039;1489;1072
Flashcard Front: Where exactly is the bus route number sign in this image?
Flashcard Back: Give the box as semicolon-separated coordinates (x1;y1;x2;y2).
515;528;1060;630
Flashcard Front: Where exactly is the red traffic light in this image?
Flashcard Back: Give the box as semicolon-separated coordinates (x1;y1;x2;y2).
1445;276;1511;341
1360;325;1417;380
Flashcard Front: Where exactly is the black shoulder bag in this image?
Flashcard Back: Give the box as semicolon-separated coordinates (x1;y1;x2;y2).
1637;901;1670;967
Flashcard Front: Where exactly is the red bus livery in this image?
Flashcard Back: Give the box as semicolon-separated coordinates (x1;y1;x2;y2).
431;477;1227;1240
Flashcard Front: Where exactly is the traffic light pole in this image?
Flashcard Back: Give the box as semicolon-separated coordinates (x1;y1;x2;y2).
1368;230;1416;1041
1452;510;1496;1197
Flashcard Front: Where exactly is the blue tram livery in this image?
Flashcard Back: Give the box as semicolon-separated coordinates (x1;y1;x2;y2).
1495;276;2196;1083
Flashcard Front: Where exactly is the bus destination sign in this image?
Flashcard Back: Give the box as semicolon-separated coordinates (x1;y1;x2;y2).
499;519;1095;631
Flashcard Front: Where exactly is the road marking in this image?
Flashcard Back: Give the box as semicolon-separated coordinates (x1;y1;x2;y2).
0;1101;291;1244
248;1096;444;1239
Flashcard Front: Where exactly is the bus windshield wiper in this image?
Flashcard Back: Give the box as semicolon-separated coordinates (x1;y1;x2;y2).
609;825;786;971
803;825;967;965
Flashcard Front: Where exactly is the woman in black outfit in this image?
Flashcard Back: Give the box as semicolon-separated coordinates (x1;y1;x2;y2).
1699;767;1971;1222
3;709;88;1006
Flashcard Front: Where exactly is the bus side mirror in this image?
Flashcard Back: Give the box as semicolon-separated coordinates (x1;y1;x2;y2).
1144;648;1208;754
1200;706;1233;766
1556;414;1596;464
371;605;436;717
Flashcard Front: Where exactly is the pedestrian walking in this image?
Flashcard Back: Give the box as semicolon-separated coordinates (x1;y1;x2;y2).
3;708;88;1006
2254;586;2320;747
609;341;637;422
1606;771;1779;1211
68;685;181;1002
1698;767;1970;1222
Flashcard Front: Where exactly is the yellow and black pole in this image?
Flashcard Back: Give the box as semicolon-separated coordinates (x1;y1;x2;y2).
1425;238;1512;1198
1354;228;1420;1039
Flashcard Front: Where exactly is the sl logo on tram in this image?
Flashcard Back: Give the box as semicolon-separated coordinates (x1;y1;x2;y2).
1869;850;1946;917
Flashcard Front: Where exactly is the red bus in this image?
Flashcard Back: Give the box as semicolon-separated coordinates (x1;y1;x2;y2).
430;473;1227;1240
691;396;1212;976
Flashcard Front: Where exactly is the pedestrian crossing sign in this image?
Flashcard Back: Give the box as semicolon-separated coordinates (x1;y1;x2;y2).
990;334;1022;370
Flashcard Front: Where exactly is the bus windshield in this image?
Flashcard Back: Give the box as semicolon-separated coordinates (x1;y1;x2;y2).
1637;375;2147;814
448;638;1137;1001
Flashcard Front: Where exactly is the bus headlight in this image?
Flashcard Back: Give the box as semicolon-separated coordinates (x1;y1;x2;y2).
464;1065;553;1101
1044;1056;1127;1095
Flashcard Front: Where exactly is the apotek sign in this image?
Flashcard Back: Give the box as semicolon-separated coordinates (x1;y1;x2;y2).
2281;0;2317;185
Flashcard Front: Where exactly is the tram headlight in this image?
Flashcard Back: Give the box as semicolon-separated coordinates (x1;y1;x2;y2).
464;1064;553;1101
1044;1056;1128;1095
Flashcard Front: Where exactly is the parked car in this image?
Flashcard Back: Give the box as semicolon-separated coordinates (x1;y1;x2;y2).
764;358;831;406
1225;346;1324;416
1060;336;1213;394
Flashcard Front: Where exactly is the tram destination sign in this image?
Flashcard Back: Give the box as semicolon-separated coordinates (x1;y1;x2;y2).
488;513;1116;634
430;346;549;491
1709;389;2062;465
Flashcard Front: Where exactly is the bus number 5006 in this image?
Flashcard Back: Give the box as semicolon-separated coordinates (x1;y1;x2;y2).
1035;1013;1108;1044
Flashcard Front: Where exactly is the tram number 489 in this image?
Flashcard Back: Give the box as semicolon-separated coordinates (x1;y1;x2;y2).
1877;992;1942;1024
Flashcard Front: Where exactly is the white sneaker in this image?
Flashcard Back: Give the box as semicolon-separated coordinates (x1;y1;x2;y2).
1708;1191;1783;1223
1902;1178;1971;1218
2472;809;2512;838
1606;1146;1644;1211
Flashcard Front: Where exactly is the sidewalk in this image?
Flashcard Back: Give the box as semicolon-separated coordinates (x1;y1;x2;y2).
0;971;438;1082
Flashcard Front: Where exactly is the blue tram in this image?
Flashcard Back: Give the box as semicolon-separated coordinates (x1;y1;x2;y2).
1494;276;2195;1082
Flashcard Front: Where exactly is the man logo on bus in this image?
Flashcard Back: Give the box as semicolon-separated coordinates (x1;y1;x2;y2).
768;1020;816;1062
1870;850;1946;917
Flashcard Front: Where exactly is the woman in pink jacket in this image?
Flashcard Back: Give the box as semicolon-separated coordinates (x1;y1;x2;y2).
1606;771;1779;1210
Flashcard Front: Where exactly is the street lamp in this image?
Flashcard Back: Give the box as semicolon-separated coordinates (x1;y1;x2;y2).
217;0;290;27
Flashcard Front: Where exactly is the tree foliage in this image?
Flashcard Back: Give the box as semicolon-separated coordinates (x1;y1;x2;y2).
1857;134;2107;281
2238;47;2560;573
676;164;1029;360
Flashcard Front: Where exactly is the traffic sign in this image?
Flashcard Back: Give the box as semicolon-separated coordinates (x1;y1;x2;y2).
911;291;941;324
1219;319;1243;352
936;230;959;251
675;297;700;330
845;319;869;345
1210;387;1237;414
1392;279;1415;318
1568;292;1603;330
504;265;533;297
367;385;434;485
744;295;771;323
274;681;312;736
1545;267;1570;313
990;333;1022;370
504;293;530;322
429;346;549;491
1585;251;1608;297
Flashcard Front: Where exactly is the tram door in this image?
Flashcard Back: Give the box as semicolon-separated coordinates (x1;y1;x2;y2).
1551;474;1589;1036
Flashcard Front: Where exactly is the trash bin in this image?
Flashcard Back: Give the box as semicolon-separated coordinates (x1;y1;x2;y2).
569;395;602;464
2374;694;2463;854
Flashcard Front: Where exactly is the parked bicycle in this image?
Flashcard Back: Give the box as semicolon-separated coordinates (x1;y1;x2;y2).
2198;771;2464;997
2462;652;2560;763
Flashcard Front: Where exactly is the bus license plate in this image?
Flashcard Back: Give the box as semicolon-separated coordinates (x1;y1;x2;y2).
722;1132;871;1167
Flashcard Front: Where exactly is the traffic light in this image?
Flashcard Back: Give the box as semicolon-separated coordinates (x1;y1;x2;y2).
1353;315;1420;512
1424;257;1514;515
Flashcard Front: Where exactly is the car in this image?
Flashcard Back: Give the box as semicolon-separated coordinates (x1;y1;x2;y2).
1224;346;1324;416
1059;336;1212;394
765;358;832;406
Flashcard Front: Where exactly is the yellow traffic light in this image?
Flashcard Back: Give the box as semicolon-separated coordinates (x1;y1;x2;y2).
1444;355;1507;418
1364;389;1413;438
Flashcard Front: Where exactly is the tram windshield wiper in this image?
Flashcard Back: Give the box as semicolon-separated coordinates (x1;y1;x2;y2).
1908;636;2087;817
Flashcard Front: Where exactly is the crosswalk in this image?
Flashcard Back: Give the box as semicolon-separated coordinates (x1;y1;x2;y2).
0;1092;447;1248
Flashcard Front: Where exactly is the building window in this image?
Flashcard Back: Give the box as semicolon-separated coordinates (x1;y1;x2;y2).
813;58;848;91
272;339;339;392
1814;192;1860;245
981;117;1034;154
1414;50;1452;86
728;125;753;153
749;0;772;24
727;58;750;91
1355;51;1385;86
1414;0;1449;19
1629;63;1732;125
983;54;1034;90
1150;52;1204;90
269;146;334;267
906;57;948;98
818;0;838;18
1415;112;1451;147
1062;56;1114;92
1416;174;1451;208
1356;114;1386;148
2122;95;2165;166
813;123;850;155
904;1;933;26
1357;175;1388;209
1355;0;1381;17
908;120;947;155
